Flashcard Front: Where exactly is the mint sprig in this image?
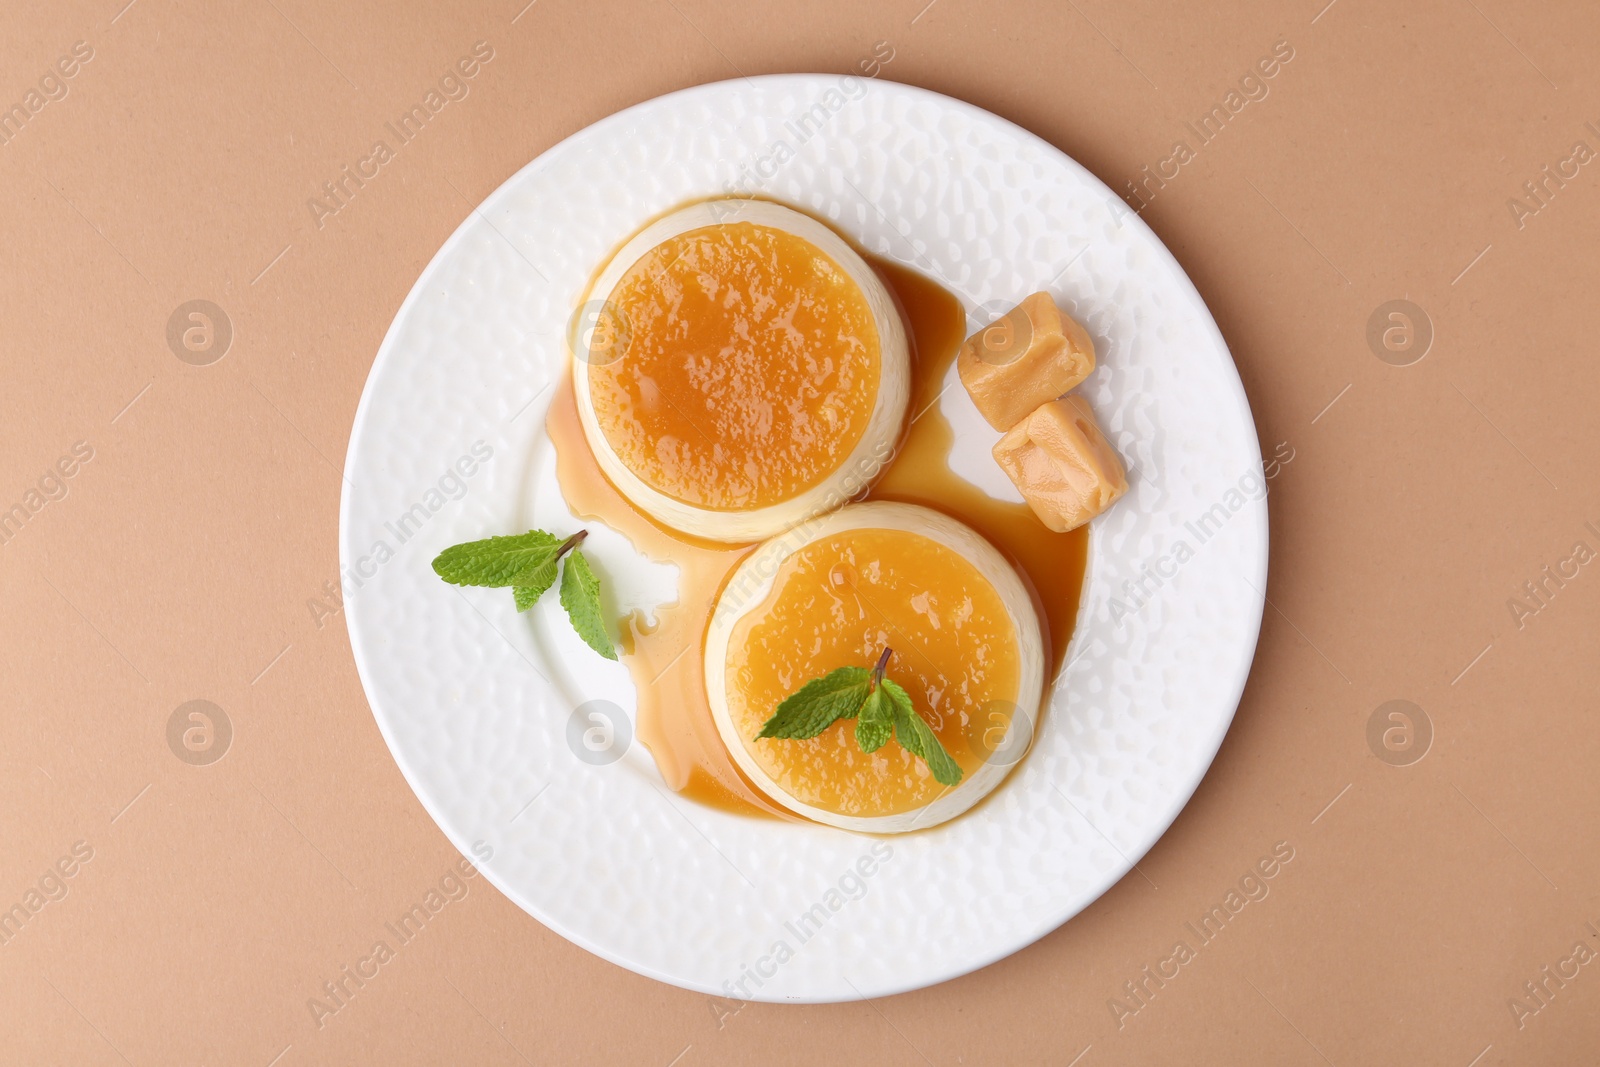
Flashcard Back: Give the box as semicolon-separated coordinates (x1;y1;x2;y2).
432;528;616;659
755;648;963;786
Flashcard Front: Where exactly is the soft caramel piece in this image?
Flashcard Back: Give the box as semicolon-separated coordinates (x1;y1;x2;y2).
958;292;1095;430
992;396;1127;533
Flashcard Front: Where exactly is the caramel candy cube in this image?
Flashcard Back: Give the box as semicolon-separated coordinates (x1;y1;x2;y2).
992;396;1127;533
958;292;1096;430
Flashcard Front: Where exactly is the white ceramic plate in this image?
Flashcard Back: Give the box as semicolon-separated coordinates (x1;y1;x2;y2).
341;75;1267;1003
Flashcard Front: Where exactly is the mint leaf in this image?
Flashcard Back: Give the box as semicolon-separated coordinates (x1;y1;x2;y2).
879;677;916;721
855;686;894;753
757;667;871;740
512;568;556;613
887;679;963;787
433;530;562;588
757;647;965;787
559;548;616;660
511;544;566;611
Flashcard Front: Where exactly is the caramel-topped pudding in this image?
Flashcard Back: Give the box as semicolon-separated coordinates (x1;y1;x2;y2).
574;200;909;542
704;502;1045;832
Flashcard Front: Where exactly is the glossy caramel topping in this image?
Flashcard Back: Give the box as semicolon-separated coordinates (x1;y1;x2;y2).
724;527;1021;817
589;222;881;510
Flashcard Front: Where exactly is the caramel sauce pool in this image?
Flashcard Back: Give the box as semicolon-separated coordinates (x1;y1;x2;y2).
547;253;1088;819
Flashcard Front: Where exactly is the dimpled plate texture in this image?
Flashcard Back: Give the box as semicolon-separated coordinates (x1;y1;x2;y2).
341;75;1267;1003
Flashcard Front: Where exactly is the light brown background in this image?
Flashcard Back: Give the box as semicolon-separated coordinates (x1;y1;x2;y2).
3;0;1598;1063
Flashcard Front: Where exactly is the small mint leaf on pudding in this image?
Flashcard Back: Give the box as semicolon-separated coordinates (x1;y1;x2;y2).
757;667;872;740
854;686;895;753
760;647;964;785
887;680;963;787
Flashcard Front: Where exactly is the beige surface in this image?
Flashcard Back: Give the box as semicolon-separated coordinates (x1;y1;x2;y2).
3;0;1598;1063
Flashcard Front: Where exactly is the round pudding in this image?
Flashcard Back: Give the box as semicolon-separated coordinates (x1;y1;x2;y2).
573;200;910;542
704;502;1046;832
